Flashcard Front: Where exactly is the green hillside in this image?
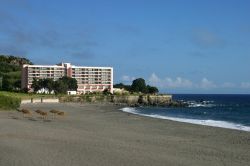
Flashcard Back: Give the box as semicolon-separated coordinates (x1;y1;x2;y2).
0;55;33;91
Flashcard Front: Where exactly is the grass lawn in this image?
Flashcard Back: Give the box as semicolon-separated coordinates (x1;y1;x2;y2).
0;91;58;100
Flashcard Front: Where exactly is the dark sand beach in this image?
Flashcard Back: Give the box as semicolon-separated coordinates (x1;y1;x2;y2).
0;103;249;166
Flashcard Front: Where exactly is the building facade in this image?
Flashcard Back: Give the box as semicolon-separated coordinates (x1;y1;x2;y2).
21;63;113;94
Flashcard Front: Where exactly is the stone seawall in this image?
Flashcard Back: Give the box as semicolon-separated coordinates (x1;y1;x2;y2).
112;95;140;105
59;94;173;106
111;95;172;105
21;95;186;107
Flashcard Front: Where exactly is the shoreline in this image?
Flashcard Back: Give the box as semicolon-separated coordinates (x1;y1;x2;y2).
120;107;250;132
0;103;249;166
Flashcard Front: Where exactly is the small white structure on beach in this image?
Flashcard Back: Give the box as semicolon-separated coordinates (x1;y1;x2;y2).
67;91;77;95
37;88;54;94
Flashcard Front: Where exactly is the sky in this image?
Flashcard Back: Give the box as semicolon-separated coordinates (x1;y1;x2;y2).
0;0;250;94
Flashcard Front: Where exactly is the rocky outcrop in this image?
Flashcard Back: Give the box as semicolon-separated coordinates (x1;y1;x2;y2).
147;95;172;105
58;94;186;107
111;95;140;105
112;95;173;106
59;95;112;103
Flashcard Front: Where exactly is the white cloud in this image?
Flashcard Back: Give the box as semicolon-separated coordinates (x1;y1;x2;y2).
198;78;217;89
121;75;135;82
148;73;161;84
146;73;250;92
148;73;219;90
241;82;250;88
221;82;235;88
148;73;193;88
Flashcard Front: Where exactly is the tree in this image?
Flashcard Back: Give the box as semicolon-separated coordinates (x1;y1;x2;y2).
38;79;45;89
103;88;111;95
147;85;159;94
46;79;54;94
13;80;21;90
131;78;147;93
114;83;131;91
53;77;78;94
54;80;68;94
42;78;54;94
31;77;78;94
31;78;41;92
2;75;12;91
114;83;125;89
0;76;2;90
59;76;78;91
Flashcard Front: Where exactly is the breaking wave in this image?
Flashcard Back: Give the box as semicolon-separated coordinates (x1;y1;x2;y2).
183;100;216;108
121;107;250;132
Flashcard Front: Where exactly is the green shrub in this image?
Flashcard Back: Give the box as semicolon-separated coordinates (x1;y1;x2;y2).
84;95;92;102
0;93;21;110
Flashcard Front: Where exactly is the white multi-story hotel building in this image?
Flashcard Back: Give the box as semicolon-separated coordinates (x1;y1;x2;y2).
21;63;113;94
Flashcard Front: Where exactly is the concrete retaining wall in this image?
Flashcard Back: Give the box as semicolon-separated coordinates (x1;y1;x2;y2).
21;98;59;104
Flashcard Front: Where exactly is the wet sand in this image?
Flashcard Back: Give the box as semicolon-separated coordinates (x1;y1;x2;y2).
0;103;249;166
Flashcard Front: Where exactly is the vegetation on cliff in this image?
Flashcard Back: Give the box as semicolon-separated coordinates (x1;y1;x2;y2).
114;78;159;94
0;55;33;91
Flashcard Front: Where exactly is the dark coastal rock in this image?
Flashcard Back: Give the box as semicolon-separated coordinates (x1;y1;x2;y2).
59;94;186;107
112;95;140;105
112;95;176;107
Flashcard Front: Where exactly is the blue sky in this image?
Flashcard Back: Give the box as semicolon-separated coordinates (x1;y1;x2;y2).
0;0;250;94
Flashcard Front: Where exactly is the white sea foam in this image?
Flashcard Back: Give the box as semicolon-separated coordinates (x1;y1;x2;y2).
121;107;250;132
185;100;216;108
188;103;216;108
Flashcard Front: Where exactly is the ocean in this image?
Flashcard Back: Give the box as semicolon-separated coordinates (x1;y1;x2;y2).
121;94;250;132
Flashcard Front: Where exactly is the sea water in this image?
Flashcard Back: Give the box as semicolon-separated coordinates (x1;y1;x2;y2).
121;94;250;132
